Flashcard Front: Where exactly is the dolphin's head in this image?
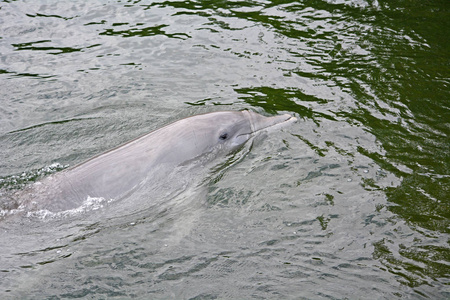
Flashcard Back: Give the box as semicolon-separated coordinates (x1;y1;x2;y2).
212;110;296;150
172;110;297;161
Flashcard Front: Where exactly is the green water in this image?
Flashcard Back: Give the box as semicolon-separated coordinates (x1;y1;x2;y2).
0;0;448;298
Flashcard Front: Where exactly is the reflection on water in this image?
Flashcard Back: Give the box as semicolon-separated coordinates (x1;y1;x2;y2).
0;0;448;298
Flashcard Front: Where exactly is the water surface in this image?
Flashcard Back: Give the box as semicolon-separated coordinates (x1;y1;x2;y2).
0;0;448;299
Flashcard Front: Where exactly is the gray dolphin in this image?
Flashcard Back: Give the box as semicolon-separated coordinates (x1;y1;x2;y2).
14;110;296;213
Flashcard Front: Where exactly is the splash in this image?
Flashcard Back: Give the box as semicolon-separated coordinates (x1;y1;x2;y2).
25;196;114;220
0;163;68;191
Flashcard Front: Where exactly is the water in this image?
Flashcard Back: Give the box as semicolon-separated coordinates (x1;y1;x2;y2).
0;0;448;298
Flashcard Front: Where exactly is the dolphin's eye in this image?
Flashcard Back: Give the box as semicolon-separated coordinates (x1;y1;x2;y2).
219;133;228;140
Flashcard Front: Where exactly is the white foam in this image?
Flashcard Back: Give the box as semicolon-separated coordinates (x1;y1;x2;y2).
26;196;114;220
0;204;25;218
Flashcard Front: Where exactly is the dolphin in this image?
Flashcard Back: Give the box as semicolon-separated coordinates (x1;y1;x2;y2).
9;110;296;214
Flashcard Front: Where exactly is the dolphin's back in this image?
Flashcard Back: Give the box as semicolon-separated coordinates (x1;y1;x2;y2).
26;123;178;212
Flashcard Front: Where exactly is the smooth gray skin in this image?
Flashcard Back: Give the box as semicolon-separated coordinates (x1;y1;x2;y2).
21;110;296;212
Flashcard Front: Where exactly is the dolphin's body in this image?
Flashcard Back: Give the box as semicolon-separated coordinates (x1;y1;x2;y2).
12;111;296;213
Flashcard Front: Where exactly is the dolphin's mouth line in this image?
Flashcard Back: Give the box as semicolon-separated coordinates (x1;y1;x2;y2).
237;114;297;138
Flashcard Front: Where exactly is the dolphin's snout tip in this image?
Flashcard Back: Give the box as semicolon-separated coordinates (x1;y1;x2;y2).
246;111;297;132
282;114;297;123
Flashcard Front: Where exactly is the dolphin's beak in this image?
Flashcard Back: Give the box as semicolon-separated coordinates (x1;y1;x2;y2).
243;110;297;134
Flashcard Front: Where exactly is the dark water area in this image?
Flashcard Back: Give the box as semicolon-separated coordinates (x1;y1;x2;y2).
0;0;448;299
